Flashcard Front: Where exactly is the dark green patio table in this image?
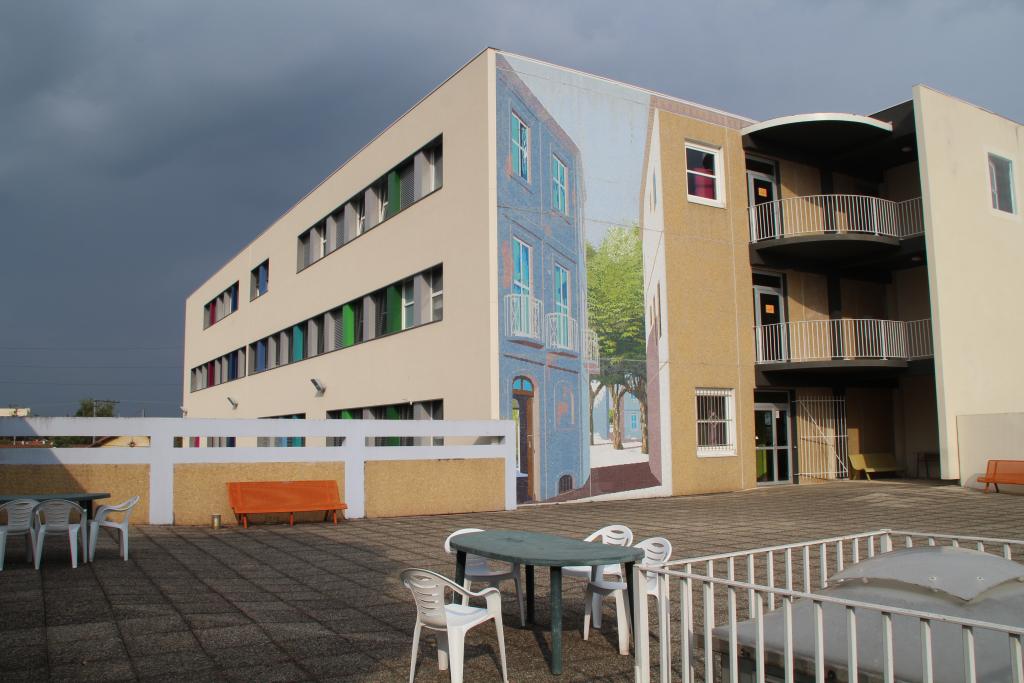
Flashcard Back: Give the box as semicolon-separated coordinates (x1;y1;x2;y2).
449;529;643;675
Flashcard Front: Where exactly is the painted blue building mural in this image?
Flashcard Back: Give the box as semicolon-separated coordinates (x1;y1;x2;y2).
496;55;589;502
592;387;643;442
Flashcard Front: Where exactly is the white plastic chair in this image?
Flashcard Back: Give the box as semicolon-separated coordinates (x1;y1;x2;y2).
0;499;38;571
444;528;525;627
582;536;673;655
562;524;634;581
88;495;140;561
32;500;86;569
401;568;508;683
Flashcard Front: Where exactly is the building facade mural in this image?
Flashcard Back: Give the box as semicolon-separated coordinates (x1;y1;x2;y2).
496;53;667;502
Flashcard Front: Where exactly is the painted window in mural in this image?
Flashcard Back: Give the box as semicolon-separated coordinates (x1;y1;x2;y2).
552;155;567;214
686;143;723;205
511;112;530;181
552;264;571;349
509;238;535;338
696;388;735;456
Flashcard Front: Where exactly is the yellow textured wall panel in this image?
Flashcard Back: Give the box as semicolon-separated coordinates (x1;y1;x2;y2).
173;462;344;526
0;464;150;523
364;458;504;517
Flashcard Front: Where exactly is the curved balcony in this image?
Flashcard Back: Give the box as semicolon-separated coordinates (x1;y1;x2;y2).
755;318;933;371
750;195;923;264
504;293;544;343
545;313;579;353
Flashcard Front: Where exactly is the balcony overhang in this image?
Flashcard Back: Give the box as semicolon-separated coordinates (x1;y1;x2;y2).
751;232;900;266
742;113;893;158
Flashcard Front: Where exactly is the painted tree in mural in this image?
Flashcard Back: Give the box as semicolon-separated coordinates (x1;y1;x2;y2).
587;225;647;451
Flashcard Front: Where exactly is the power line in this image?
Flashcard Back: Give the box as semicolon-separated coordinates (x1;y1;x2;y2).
0;380;180;387
0;345;182;351
0;364;182;370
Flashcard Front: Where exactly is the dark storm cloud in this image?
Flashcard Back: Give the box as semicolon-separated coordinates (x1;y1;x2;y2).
0;0;1019;415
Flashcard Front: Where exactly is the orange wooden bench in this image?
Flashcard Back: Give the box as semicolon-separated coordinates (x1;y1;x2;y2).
977;459;1024;493
227;480;346;528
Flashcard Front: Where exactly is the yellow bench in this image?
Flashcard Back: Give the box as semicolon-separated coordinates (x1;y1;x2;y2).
849;452;905;480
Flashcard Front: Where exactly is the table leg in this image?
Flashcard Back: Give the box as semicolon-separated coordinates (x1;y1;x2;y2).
81;505;89;564
525;564;535;624
625;561;636;626
550;566;562;675
454;550;466;588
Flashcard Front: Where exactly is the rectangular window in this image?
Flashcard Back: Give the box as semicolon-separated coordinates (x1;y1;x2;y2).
430;267;443;322
512;238;531;296
203;282;240;328
376;179;389;223
552;156;568;214
989;153;1016;214
696;388;736;456
428;144;443;191
686;143;724;206
553;264;570;348
402;279;415;329
251;260;269;300
511;113;529;181
354;196;366;236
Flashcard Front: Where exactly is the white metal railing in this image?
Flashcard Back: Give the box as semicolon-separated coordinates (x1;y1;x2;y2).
755;318;933;364
635;529;1024;683
0;417;516;524
906;318;934;360
545;312;580;352
505;293;544;341
585;328;600;371
750;195;924;243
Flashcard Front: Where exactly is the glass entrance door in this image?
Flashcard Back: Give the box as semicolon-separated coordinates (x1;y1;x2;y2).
747;170;780;240
753;285;787;362
755;402;791;484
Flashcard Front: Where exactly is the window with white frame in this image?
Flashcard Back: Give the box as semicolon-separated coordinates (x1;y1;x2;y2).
696;388;735;456
552;155;567;214
686;143;724;206
989;153;1016;214
511;112;529;181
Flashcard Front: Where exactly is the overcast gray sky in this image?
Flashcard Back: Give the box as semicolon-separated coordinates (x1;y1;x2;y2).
1;0;1020;416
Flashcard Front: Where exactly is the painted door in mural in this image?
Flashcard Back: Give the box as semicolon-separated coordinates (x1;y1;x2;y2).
755;403;791;484
754;283;787;363
512;377;535;503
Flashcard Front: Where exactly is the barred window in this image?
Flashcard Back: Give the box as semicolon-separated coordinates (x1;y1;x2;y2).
696;388;735;456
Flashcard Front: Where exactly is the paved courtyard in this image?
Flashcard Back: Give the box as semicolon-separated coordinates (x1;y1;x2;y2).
1;481;1022;682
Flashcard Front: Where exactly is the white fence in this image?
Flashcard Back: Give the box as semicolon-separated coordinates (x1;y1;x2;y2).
755;319;933;364
0;417;516;524
750;196;924;243
505;293;544;341
634;529;1024;683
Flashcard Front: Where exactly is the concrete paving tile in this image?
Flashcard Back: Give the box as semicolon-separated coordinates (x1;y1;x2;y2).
207;642;292;669
131;649;218;678
123;629;200;657
194;623;270;649
49;658;135;681
221;662;309;683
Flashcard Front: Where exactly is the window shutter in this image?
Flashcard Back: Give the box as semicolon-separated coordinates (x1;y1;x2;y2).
399;162;415;210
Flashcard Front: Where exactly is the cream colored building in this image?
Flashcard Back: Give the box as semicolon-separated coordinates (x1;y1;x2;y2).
184;49;1022;499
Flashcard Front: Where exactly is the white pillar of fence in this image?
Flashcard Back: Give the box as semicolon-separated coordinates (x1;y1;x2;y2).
0;417;517;524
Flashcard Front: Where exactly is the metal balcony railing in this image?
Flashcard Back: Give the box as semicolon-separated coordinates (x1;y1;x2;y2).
755;318;933;365
545;312;579;352
750;195;924;243
504;293;543;341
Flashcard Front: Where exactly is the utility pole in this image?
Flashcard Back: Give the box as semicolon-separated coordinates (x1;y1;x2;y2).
90;399;120;445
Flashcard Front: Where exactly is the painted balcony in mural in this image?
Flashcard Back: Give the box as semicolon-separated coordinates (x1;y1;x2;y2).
545;312;579;353
504;293;544;343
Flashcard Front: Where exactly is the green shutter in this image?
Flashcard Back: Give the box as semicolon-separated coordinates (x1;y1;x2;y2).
340;409;355;420
342;303;356;347
384;404;400;446
292;325;304;362
387;170;401;218
386;285;402;334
